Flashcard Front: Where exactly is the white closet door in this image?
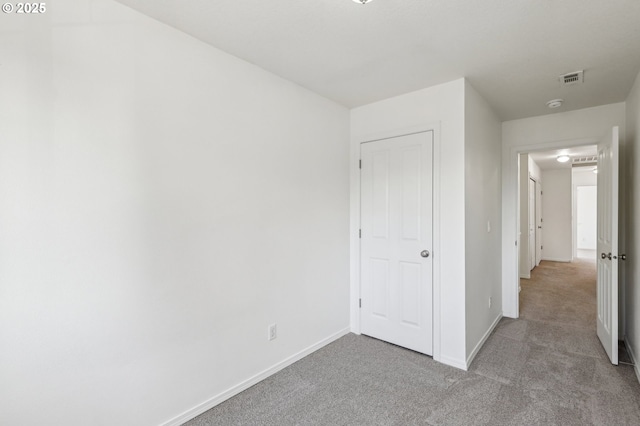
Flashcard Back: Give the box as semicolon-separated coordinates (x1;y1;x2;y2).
360;131;433;355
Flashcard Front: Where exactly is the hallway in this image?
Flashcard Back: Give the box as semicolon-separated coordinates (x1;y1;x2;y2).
472;259;640;424
521;259;597;329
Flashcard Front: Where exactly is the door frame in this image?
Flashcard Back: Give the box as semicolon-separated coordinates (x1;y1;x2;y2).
350;123;442;361
503;137;597;318
535;179;543;266
528;177;536;271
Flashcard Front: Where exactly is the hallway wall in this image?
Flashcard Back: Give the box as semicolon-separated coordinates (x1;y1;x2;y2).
572;169;598;257
541;169;572;262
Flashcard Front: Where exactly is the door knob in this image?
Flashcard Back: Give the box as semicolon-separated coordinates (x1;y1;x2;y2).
620;254;626;261
420;250;430;258
601;253;607;259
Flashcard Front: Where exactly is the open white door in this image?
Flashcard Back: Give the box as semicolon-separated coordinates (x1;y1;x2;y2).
596;126;619;365
360;131;433;355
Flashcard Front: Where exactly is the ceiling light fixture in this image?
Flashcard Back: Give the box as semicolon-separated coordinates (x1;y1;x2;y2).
546;99;563;109
352;0;374;4
557;155;570;163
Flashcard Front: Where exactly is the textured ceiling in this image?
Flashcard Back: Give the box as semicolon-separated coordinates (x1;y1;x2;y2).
114;0;640;120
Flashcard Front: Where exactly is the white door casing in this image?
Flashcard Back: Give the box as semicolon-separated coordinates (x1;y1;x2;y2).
529;178;536;271
360;131;433;355
535;181;542;266
596;126;619;365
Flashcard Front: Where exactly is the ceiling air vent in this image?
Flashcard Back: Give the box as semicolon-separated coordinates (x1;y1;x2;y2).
572;156;597;167
560;70;584;86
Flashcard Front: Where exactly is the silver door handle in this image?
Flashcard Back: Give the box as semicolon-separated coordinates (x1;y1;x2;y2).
420;250;430;258
620;254;626;261
601;252;612;260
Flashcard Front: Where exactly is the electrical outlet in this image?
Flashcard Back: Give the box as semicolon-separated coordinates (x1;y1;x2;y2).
268;324;277;341
488;297;492;309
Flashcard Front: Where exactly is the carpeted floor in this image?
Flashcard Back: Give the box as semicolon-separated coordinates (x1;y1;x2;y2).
185;260;640;425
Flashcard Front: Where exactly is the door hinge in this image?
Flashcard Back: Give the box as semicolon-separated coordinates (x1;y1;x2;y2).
359;298;362;308
359;229;361;238
515;241;518;246
359;159;362;169
541;245;543;250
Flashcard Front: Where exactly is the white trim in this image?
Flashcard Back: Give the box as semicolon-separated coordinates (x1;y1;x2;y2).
466;313;502;369
439;354;468;371
624;335;640;385
432;124;442;363
541;257;572;263
160;328;351;426
519;272;530;279
350;122;442;361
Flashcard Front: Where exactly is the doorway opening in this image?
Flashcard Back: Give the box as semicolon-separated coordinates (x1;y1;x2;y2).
518;145;597;275
517;144;597;294
511;126;621;366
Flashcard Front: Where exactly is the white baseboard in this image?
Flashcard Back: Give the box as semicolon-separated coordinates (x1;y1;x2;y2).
502;310;517;319
624;335;640;385
439;354;468;371
466;313;503;369
160;327;351;426
541;257;572;263
519;273;530;279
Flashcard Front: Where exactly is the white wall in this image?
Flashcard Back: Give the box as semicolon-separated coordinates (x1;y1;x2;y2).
528;156;542;181
350;78;467;368
576;187;597;250
541;169;572;261
501;103;626;317
624;71;640;373
573;169;598;255
0;2;350;425
463;81;502;363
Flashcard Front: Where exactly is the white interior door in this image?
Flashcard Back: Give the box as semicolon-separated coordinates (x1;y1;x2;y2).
529;178;536;271
360;131;433;355
535;181;543;266
596;126;619;365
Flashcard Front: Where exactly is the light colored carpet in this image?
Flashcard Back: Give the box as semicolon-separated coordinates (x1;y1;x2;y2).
185;260;640;425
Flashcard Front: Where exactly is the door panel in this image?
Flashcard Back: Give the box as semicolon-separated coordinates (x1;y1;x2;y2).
372;151;390;239
400;261;421;326
371;258;389;318
401;149;421;240
596;126;619;365
360;131;433;355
